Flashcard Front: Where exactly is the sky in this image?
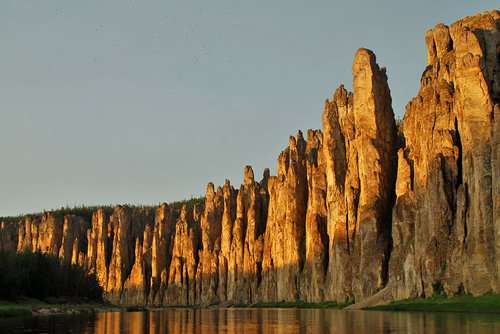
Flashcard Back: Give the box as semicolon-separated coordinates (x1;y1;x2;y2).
0;1;497;216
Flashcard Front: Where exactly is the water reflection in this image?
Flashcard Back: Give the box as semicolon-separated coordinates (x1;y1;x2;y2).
1;308;500;333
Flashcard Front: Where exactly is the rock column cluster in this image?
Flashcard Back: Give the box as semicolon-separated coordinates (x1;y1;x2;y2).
0;10;499;306
389;10;500;299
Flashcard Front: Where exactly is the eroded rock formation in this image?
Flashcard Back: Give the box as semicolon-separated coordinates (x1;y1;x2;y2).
1;10;498;306
390;10;500;299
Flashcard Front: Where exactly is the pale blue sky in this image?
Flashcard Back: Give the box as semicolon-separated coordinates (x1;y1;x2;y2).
0;1;497;216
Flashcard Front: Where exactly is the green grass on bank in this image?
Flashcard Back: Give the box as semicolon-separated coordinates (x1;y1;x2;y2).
369;294;500;313
232;300;352;309
0;299;119;318
0;304;32;318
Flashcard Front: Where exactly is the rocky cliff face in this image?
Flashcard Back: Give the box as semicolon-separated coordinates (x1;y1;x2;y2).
1;10;498;306
322;49;397;303
390;10;500;299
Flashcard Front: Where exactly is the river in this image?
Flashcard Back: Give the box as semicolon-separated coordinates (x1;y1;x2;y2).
0;308;499;333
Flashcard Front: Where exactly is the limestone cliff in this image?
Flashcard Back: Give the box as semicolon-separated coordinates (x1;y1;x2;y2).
0;10;498;306
322;49;397;303
390;10;500;299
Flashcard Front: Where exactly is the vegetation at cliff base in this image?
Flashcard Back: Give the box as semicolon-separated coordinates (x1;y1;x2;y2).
0;304;32;318
0;250;102;304
232;300;352;309
369;294;500;313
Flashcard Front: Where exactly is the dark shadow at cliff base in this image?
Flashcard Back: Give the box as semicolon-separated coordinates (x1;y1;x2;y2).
0;250;103;302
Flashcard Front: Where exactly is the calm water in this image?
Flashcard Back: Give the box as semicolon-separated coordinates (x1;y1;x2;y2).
0;308;499;334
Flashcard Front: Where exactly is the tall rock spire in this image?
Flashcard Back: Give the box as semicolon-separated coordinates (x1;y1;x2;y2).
322;49;397;302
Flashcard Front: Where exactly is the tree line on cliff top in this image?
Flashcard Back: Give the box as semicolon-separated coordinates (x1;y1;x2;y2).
0;196;205;224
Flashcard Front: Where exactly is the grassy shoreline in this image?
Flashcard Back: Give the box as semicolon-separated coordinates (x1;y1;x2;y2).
4;295;500;319
0;299;120;318
368;294;500;313
0;299;352;318
230;301;351;309
125;300;352;310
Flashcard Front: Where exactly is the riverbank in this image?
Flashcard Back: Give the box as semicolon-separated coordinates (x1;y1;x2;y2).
0;300;351;318
230;300;352;309
126;300;352;311
4;294;500;319
0;299;120;318
368;294;500;313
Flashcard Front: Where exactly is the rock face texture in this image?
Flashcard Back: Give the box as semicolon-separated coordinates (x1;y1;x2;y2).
167;204;201;305
261;132;308;302
1;10;498;306
149;203;176;304
0;221;17;252
390;10;500;299
322;49;397;303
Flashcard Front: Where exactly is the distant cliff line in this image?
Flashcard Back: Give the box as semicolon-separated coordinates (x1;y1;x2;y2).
0;198;205;225
0;10;499;306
